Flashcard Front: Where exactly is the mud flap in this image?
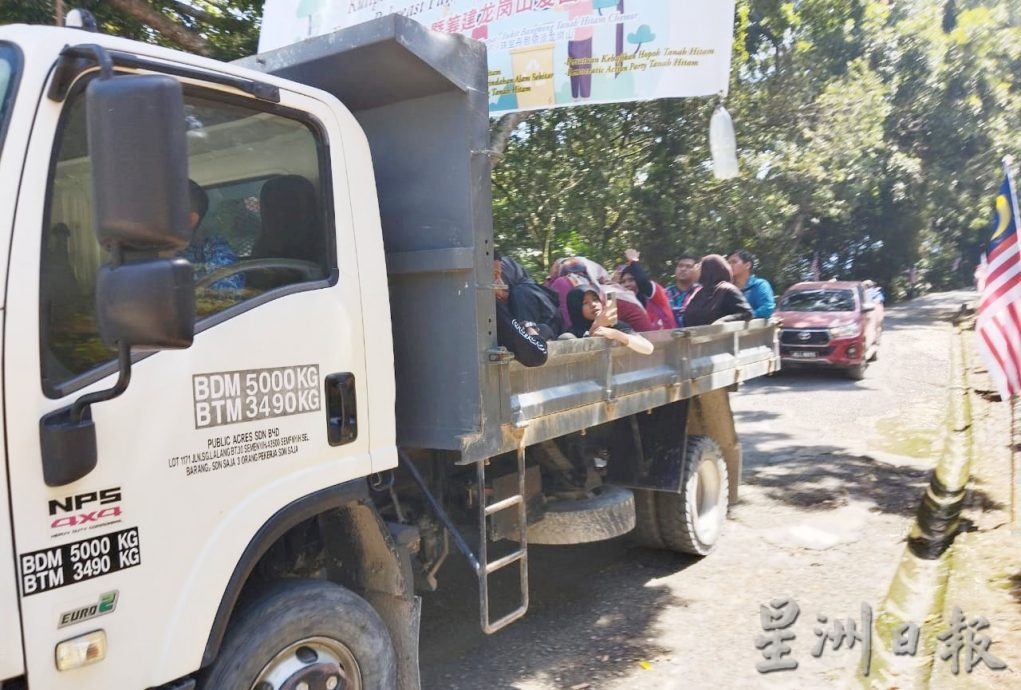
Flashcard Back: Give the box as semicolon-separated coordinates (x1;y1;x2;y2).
687;389;741;505
606;399;690;491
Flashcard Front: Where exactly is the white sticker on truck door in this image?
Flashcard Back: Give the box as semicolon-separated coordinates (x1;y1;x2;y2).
166;425;312;479
193;364;321;429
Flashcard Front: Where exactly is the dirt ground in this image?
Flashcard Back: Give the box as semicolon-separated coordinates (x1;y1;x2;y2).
417;291;1018;690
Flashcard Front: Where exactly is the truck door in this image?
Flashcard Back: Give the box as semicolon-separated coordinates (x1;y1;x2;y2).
4;65;371;690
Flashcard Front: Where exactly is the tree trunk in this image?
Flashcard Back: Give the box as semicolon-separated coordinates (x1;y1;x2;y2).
488;112;532;167
108;0;213;56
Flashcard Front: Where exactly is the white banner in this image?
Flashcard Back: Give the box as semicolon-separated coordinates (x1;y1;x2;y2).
259;0;736;114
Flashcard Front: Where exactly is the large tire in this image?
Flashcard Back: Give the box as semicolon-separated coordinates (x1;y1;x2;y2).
655;436;729;556
526;485;636;545
200;579;396;690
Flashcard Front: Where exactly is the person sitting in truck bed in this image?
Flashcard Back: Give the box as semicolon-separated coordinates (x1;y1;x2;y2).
617;247;677;330
497;251;563;339
494;254;549;367
566;285;654;354
553;257;655;333
683;254;753;327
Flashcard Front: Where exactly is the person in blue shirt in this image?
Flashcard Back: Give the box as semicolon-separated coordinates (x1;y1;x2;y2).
180;180;244;290
727;249;775;319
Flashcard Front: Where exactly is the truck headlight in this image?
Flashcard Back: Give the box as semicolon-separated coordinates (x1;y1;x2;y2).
829;323;861;338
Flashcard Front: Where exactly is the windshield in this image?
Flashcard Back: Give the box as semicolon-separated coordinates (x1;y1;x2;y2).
0;44;18;153
781;289;856;312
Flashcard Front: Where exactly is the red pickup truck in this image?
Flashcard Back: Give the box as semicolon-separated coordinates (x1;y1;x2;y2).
777;281;884;379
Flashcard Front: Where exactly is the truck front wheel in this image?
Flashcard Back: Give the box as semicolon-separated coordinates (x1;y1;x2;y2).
200;579;396;690
634;436;729;556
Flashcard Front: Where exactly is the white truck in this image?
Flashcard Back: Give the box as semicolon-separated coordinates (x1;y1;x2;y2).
0;14;778;690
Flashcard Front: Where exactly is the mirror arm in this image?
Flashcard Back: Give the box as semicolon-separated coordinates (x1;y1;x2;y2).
72;43;113;80
70;244;133;422
71;344;132;423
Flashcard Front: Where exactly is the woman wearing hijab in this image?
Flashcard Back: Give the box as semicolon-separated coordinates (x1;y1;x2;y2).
618;248;677;330
553;256;655;332
498;252;563;338
565;286;654;354
683;254;753;327
493;253;548;367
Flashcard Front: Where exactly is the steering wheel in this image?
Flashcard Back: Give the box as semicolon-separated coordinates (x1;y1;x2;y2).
195;258;323;289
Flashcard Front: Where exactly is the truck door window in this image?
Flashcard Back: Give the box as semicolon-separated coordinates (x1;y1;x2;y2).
0;44;19;153
40;82;333;396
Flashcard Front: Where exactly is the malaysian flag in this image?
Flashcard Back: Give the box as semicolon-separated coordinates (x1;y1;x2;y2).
976;163;1021;399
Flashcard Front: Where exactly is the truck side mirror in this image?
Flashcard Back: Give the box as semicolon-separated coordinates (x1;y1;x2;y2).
41;63;195;487
861;303;876;313
96;258;195;349
87;73;191;250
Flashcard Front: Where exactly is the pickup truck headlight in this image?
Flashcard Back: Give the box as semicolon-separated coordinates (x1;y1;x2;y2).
829;323;861;338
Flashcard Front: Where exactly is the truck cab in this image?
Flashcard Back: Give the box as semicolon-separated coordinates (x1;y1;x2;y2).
0;22;399;690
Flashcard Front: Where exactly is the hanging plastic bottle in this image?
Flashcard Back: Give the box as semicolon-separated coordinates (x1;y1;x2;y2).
710;103;739;180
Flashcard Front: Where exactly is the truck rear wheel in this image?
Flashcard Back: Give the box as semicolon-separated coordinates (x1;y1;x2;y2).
636;436;728;556
200;579;396;690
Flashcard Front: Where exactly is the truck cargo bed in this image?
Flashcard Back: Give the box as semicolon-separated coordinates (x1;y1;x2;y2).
476;320;778;461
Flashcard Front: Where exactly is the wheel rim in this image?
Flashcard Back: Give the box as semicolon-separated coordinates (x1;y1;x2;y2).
693;454;724;545
251;636;361;690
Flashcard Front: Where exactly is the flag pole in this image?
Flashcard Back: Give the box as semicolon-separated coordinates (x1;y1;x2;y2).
1006;155;1021;531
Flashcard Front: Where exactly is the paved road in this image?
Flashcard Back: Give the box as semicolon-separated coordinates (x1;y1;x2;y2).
418;291;975;689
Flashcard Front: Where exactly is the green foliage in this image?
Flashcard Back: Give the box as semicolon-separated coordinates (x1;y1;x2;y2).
493;0;1021;301
0;1;263;61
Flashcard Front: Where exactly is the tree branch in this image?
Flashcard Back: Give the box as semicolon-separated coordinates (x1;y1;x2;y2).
489;112;533;167
108;0;213;56
166;0;220;25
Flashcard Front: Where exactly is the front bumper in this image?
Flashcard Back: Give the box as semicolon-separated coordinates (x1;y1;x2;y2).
780;335;866;367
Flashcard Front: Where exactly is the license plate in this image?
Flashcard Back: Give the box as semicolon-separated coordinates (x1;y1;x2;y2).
792;351;817;359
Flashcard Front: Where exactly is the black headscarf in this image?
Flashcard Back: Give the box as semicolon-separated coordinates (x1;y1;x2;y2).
500;255;531;287
566;286;601;337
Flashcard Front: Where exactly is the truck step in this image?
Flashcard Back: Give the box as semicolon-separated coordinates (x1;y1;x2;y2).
476;446;529;634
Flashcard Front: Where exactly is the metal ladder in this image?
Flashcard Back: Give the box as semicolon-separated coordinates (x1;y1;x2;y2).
399;448;529;635
476;445;529;633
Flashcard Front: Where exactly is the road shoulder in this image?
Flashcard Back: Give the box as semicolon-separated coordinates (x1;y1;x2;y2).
929;322;1021;688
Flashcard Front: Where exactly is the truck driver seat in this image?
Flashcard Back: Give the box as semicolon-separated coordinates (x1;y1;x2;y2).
250;174;326;288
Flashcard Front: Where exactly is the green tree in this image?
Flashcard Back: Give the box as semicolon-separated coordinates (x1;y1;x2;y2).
0;0;263;61
492;0;1021;301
